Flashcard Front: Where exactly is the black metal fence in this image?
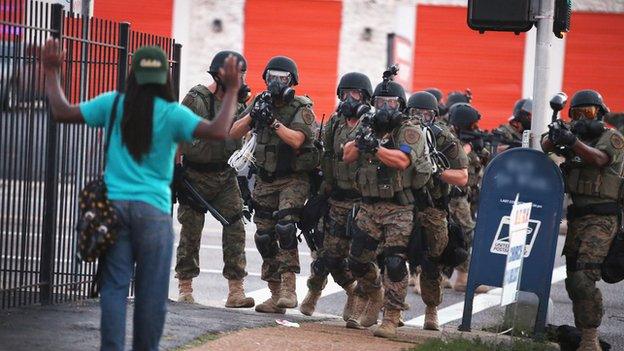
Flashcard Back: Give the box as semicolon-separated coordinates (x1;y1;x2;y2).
0;0;182;309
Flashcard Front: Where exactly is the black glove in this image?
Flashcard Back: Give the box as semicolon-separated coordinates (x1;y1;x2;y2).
356;134;379;154
549;121;576;147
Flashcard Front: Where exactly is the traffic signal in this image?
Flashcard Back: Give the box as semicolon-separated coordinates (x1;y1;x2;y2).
467;0;534;34
553;0;572;38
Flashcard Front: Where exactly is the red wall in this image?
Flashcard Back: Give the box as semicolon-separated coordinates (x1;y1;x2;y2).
412;5;526;130
244;0;342;120
93;0;173;37
562;12;624;114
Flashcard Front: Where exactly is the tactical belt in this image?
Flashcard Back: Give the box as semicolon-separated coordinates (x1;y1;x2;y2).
362;194;412;206
567;202;621;221
251;200;274;220
184;160;230;173
330;188;361;201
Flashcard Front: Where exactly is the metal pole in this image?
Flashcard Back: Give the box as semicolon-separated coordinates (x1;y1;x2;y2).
530;0;555;150
117;23;130;92
172;43;182;101
40;3;64;305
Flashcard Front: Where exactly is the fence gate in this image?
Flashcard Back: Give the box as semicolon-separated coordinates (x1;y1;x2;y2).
0;0;181;309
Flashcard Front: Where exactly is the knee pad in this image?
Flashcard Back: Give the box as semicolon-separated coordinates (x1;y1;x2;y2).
254;230;278;259
348;256;371;278
384;255;407;282
275;221;298;250
311;258;328;277
349;224;379;257
565;271;599;301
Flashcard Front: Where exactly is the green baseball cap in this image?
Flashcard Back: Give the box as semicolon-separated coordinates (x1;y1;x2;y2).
132;46;168;85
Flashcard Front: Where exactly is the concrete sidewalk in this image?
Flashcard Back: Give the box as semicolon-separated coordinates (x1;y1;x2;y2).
0;299;323;350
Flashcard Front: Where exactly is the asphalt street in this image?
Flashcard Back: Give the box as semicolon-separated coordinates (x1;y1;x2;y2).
168;206;624;349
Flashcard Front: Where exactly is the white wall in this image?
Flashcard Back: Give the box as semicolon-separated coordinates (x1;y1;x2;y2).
172;0;245;98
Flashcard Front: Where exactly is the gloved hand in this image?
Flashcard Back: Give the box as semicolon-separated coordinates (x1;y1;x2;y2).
549;121;576;147
355;133;379;154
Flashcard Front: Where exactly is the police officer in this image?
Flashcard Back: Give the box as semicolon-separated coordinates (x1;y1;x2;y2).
542;90;624;351
447;103;489;293
299;72;373;319
343;81;431;338
440;90;471;125
406;91;469;330
175;51;254;307
494;98;532;153
230;56;319;314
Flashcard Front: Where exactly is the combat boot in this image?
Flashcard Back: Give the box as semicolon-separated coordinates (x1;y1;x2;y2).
225;279;255;308
345;294;368;330
423;306;439;331
276;272;298;308
299;289;322;316
412;272;421;295
408;272;416;286
178;279;194;303
453;271;489;293
579;328;601;351
255;281;286;314
373;308;401;338
360;287;384;327
342;282;357;321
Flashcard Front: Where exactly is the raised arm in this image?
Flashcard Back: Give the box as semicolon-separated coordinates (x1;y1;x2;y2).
193;55;243;140
42;39;83;123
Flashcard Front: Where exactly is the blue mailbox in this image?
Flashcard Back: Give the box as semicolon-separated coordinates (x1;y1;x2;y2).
458;148;565;336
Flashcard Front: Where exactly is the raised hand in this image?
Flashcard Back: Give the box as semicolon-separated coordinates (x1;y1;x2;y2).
219;54;242;93
42;38;64;72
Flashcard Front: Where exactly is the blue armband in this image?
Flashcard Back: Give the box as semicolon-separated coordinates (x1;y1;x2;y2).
399;144;412;154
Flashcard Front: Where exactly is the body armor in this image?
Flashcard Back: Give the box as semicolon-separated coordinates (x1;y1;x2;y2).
179;85;243;164
253;95;320;177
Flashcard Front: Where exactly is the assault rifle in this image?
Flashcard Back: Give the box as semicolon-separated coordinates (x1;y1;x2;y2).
173;165;230;226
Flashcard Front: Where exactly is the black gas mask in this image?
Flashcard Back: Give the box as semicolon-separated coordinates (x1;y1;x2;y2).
373;107;402;134
267;80;295;104
339;97;368;119
571;118;605;140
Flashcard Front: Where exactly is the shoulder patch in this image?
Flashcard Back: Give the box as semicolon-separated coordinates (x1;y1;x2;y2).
610;133;624;149
404;128;420;144
302;108;316;125
447;142;459;159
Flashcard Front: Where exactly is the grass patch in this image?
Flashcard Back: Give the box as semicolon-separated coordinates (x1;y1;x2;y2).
405;336;558;351
171;332;221;350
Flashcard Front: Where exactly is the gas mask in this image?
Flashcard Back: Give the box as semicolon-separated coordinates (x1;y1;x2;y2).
409;108;436;126
373;108;402;134
571;118;605;140
267;80;295;104
338;96;366;119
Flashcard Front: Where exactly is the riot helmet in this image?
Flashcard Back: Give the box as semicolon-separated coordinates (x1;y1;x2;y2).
424;88;443;103
569;89;609;120
371;81;406;133
511;98;532;130
262;56;299;85
449;103;480;131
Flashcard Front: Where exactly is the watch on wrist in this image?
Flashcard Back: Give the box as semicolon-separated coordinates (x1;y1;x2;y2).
271;121;281;130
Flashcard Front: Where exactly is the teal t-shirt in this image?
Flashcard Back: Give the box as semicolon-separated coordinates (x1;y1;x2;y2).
80;91;202;214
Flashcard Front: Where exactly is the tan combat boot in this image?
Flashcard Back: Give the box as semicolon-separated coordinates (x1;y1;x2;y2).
255;281;286;314
423;306;439;331
453;271;490;293
373;308;401;338
578;328;601;351
360;287;384;327
177;279;194;303
408;272;416;286
412;272;421;295
345;294;368;330
342;282;357;321
299;289;322;316
276;272;298;308
225;279;255;308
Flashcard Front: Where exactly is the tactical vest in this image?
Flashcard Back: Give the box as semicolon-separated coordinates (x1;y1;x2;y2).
356;123;421;205
561;130;624;205
179;85;242;164
254;95;320;177
325;114;360;191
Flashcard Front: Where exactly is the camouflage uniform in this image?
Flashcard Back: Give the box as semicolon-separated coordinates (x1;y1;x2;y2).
350;121;430;311
418;123;468;307
449;146;484;273
175;85;247;281
307;113;360;292
494;123;522;145
244;94;319;282
559;128;624;329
